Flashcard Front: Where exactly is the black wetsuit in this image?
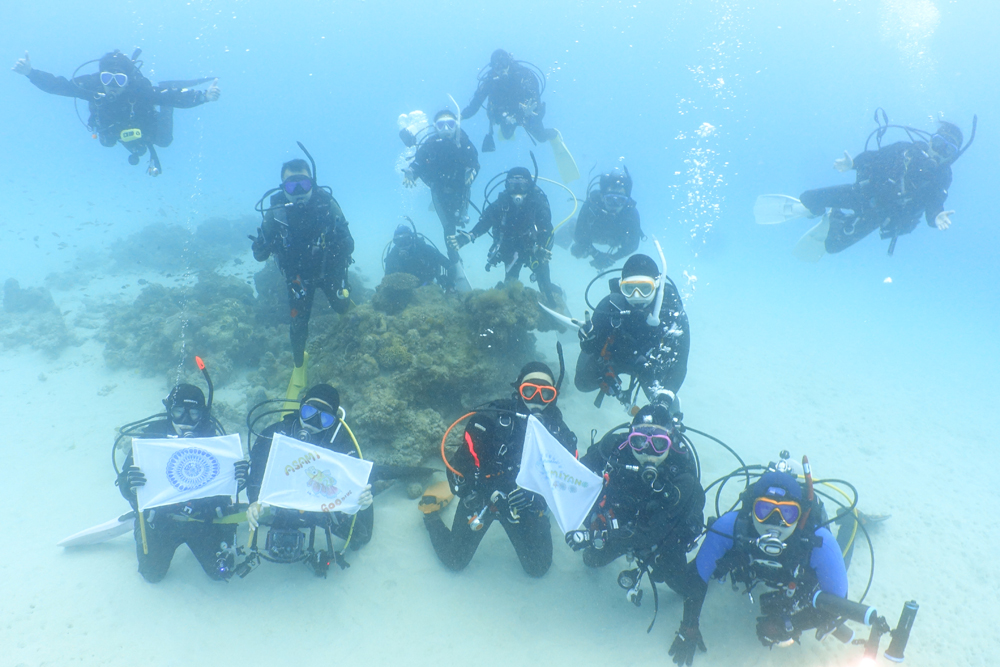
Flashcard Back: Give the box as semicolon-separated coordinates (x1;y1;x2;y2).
26;69;210;161
575;288;690;401
470;187;556;304
578;427;704;595
116;420;237;583
424;398;577;577
408;130;480;270
384;237;454;290
799;141;952;253
572;192;643;267
252;189;355;366
462;63;555;143
247;414;373;549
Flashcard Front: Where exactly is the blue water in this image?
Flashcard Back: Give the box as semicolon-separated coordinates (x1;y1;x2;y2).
2;2;998;665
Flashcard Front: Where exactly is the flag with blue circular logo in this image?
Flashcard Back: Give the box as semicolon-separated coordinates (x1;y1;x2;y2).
133;434;243;511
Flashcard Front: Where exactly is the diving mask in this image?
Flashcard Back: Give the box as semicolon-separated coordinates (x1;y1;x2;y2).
100;71;129;87
300;401;337;431
282;176;313;196
618;426;673;455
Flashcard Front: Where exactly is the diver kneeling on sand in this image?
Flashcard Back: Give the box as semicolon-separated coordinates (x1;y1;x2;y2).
115;359;249;583
244;384;373;578
667;454;903;666
421;359;577;577
568;403;705;632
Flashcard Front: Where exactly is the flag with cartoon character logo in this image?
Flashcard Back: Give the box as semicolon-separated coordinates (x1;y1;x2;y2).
257;433;372;514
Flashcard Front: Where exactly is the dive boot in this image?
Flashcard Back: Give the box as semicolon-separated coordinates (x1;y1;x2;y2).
284;351;309;411
419;480;454;514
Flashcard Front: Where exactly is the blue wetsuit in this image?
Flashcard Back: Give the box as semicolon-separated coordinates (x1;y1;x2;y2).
674;509;849;649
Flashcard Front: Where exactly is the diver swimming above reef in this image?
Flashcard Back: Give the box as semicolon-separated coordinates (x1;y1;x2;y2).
461;49;579;182
383;221;455;291
250;144;355;401
12;49;219;175
402;108;479;291
754;109;976;259
449;164;566;310
570;168;644;270
575;252;690;412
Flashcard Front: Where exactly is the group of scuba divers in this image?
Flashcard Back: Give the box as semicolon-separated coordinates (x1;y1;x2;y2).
34;46;931;664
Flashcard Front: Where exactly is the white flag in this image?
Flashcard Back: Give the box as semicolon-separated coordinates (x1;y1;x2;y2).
515;415;603;534
257;433;373;515
134;434;243;512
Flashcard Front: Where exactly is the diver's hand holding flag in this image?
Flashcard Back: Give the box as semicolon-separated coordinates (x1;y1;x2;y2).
257;433;372;515
133;434;243;511
515;415;602;534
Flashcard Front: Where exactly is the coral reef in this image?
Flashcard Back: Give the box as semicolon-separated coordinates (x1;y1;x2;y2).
284;277;546;465
98;271;267;386
0;279;79;356
101;260;549;466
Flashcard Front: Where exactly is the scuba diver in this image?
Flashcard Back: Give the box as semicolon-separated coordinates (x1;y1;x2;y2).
669;469;849;665
461;49;579;182
250;145;355;400
421;359;578;577
245;384;374;577
576;252;690;411
754;111;976;258
403;109;479;291
571;169;644;269
383;221;455;290
115;367;249;583
449;164;564;308
568;404;705;626
12;49;219;176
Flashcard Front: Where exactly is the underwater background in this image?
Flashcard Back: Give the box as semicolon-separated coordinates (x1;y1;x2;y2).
1;1;998;665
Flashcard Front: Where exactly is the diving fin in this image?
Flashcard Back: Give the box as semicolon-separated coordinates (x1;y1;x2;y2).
793;214;830;262
418;480;454;514
285;351;309;411
549;129;581;183
482;133;496;153
58;511;136;547
754;195;813;225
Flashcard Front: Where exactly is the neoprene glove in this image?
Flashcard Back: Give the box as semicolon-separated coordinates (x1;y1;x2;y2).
233;460;249;491
668;625;707;666
248;228;265;253
507;487;541;513
449;230;474;251
125;466;147;494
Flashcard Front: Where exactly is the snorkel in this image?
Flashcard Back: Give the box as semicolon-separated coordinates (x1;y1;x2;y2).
647;238;667;327
555;342;566;391
447;94;463;149
195;355;214;414
296;141;318;185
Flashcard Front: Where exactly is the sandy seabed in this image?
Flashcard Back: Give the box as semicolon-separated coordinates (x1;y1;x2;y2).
3;245;998;667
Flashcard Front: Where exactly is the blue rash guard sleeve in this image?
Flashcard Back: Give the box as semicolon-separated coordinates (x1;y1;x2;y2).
696;511;737;582
810;527;849;598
